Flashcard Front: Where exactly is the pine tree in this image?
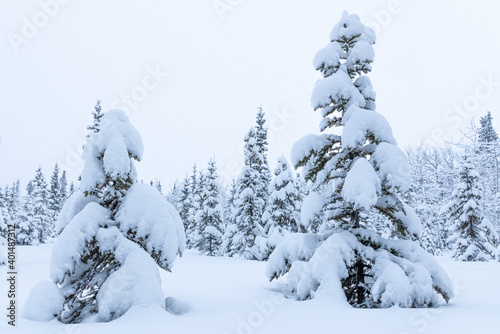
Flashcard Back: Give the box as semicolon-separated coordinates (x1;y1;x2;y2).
477;111;499;230
17;187;39;246
222;178;238;256
258;156;301;260
232;127;266;259
59;170;68;205
443;154;498;261
31;166;51;243
177;175;193;235
185;165;199;248
48;163;62;228
87;99;103;134
154;179;163;195
255;106;271;209
43;109;184;323
5;181;20;227
268;11;453;308
195;158;224;256
165;180;180;208
478;111;498;145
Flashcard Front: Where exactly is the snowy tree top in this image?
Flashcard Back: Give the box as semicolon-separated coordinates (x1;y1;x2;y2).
97;109;144;161
329;11;375;45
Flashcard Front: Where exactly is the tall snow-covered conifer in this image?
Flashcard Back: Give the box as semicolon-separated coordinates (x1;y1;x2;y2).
232;127;266;259
267;11;454;308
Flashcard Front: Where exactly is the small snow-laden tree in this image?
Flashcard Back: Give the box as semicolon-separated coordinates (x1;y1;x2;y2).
48;163;62;231
191;169;206;248
232;127;266;259
177;176;193;235
256;156;302;260
165;180;181;208
255;106;271;210
195;158;224;256
27;110;185;324
16;190;39;246
222;179;239;256
185;165;201;248
267;12;454;308
59;170;68;206
31;167;52;243
2;181;20;232
442;154;498;261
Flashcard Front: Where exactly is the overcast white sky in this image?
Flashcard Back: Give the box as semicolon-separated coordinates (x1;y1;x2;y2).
1;0;500;190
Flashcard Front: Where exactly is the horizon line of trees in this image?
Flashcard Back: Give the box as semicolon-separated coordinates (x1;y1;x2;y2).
1;106;499;262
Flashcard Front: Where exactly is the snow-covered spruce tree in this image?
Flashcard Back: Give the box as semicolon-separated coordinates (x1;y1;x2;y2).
31;166;52;243
232;127;266;259
267;12;453;308
16;187;39;246
195;158;224;256
48;163;62;230
165;180;180;208
222;179;238;256
59;170;68;205
3;181;20;230
177;175;193;234
26;110;185;323
442;154;498;261
256;156;302;260
477;111;499;229
190;168;206;248
185;164;200;248
255;106;271;210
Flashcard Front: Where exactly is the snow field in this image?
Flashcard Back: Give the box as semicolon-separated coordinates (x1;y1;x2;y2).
1;245;499;334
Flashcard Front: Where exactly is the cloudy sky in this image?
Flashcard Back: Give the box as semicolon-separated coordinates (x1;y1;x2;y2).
1;0;500;189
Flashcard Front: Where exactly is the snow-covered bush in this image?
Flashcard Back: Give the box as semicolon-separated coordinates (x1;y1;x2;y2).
442;154;498;261
24;281;64;321
267;11;454;308
25;109;185;323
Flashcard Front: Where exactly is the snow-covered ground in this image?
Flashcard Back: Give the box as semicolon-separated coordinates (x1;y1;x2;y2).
1;245;499;334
